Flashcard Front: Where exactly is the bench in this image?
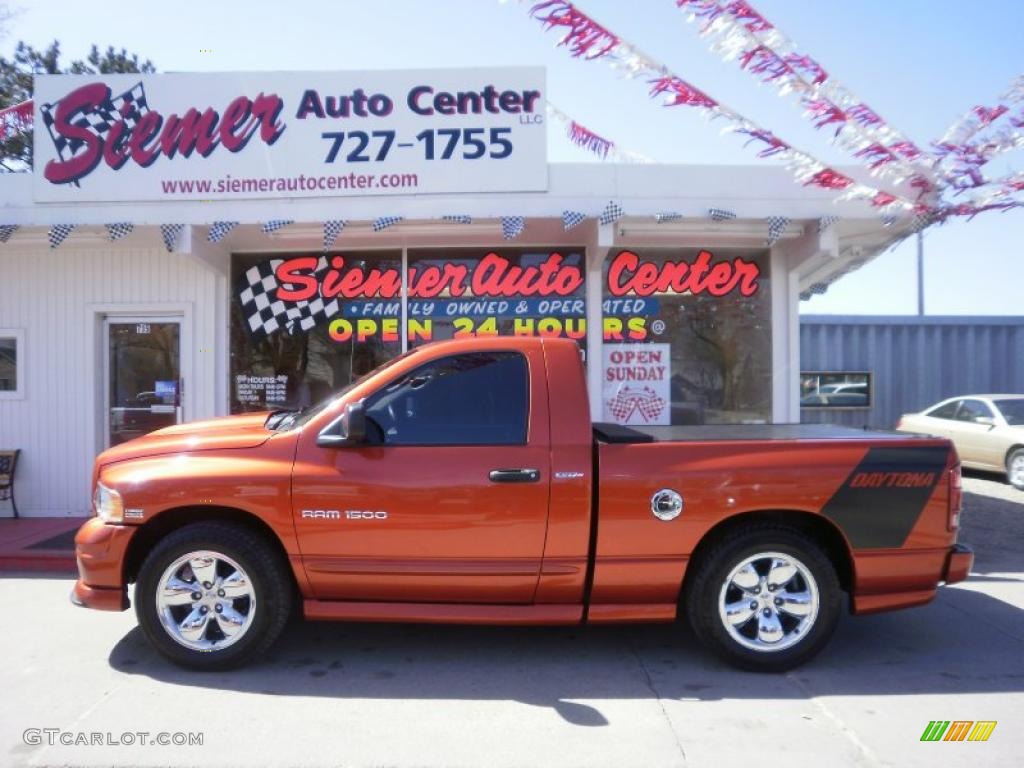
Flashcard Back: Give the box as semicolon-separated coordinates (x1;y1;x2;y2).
0;450;19;518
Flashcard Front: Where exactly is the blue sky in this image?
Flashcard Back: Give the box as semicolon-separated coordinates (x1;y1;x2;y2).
5;0;1022;314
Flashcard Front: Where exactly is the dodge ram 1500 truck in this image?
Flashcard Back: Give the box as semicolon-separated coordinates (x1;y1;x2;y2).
73;337;973;672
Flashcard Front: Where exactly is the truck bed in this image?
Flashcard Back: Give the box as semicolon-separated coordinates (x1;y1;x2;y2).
593;422;929;444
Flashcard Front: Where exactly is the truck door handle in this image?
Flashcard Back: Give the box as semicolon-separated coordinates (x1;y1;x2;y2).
489;468;541;483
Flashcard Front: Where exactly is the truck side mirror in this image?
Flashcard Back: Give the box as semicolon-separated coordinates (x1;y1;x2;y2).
317;400;367;447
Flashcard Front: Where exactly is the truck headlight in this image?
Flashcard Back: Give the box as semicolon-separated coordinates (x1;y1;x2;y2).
93;481;124;523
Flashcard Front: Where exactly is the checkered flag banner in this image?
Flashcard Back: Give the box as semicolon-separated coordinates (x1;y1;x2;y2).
708;208;736;222
105;223;133;241
766;216;790;246
40;82;149;185
599;201;625;225
239;256;340;340
261;219;294;234
911;211;937;233
207;221;239;243
655;212;683;224
0;225;18;243
605;385;667;424
501;216;526;240
809;282;829;295
882;215;898;228
373;216;403;232
323;220;346;251
818;215;840;233
160;224;185;252
48;224;74;249
441;215;472;224
562;210;586;230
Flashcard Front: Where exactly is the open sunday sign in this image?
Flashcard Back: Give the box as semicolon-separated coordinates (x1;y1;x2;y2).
32;68;548;202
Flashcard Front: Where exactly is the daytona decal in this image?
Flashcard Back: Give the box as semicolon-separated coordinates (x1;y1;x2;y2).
819;446;950;548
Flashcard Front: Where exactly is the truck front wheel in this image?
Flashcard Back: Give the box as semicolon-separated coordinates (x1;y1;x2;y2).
135;522;292;670
684;525;841;672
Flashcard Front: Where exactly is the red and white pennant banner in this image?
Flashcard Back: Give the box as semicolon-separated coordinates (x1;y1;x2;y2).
0;100;33;143
527;1;918;212
671;0;936;196
547;102;653;162
933;75;1024;192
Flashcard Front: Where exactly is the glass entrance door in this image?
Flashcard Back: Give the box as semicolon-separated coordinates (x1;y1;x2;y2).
105;319;182;447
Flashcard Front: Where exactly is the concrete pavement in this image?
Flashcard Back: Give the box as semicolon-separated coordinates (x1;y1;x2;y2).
0;476;1021;768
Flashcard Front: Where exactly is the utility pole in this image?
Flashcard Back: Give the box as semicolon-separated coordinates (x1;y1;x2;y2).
916;230;925;316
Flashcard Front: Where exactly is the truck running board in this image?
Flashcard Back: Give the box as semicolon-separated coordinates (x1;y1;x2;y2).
303;600;584;625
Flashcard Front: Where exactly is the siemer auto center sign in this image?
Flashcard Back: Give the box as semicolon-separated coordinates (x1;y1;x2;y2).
32;67;547;201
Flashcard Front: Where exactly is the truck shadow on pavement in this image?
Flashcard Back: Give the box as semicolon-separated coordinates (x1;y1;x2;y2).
108;582;1023;726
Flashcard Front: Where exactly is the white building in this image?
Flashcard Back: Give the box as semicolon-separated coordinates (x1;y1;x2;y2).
0;69;908;517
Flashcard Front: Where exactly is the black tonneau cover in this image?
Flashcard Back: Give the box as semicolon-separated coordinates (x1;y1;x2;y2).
592;422;932;444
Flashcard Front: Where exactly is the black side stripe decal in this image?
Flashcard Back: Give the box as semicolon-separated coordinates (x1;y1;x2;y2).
820;446;950;549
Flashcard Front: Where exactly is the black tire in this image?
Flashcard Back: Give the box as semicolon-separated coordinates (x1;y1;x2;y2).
1007;448;1024;491
684;525;842;673
135;522;292;670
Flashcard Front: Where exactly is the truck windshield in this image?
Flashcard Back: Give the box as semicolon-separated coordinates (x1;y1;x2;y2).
995;398;1024;426
271;349;419;431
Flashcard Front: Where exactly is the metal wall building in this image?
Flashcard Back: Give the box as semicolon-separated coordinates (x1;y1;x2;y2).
800;315;1024;428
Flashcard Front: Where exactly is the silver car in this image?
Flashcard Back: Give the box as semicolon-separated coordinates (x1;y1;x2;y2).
896;395;1024;490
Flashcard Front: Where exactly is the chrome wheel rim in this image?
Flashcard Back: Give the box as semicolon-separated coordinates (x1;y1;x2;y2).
718;551;819;653
155;550;256;652
1010;455;1024;487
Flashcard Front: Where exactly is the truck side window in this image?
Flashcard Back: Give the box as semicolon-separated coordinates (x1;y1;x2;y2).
364;352;529;446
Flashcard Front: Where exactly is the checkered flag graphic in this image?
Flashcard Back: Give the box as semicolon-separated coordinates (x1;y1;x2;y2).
323;220;346;251
799;290;812;301
708;207;736;222
48;224;74;249
599;201;624;225
207;221;239;243
239;257;340;340
605;385;666;424
562;210;586;231
501;216;525;240
809;282;829;295
817;215;840;233
40;82;149;185
655;212;683;224
160;224;185;252
442;215;472;224
261;219;294;234
766;216;790;246
105;223;133;241
373;216;403;232
0;224;19;243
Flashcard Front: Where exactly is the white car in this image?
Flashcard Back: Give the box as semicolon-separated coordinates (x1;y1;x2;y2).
896;395;1024;490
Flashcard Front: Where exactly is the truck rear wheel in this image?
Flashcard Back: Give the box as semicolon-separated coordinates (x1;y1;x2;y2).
135;522;292;670
684;525;841;672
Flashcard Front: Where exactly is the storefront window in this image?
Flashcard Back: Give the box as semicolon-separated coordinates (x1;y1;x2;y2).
229;247;586;413
406;247;586;350
601;248;771;425
230;251;403;412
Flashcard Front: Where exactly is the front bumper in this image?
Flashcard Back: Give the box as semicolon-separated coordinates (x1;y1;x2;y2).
72;517;136;612
942;543;974;585
70;581;129;611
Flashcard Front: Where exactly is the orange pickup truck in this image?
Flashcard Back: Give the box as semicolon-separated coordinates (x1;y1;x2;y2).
73;336;972;672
